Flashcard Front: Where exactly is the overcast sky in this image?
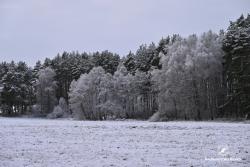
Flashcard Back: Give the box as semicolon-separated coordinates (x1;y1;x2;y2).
0;0;249;66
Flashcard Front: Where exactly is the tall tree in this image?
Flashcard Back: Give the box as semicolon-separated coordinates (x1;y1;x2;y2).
222;14;250;118
0;61;35;115
36;67;57;115
69;67;109;120
92;50;120;74
155;32;224;120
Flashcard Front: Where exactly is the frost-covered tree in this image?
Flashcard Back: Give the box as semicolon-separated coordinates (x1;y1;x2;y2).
68;79;82;118
97;71;123;119
112;65;131;118
131;70;157;119
50;51;93;102
33;60;43;78
69;67;112;120
47;105;63;119
69;64;157;120
123;51;136;74
0;61;35;115
133;43;158;72
92;51;120;74
156;36;170;55
112;65;158;119
222;14;250;118
2;15;248;121
47;97;69;119
135;44;155;72
156;31;224;120
123;35;180;74
36;67;57;115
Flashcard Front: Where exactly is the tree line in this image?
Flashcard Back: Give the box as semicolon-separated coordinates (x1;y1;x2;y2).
0;14;249;120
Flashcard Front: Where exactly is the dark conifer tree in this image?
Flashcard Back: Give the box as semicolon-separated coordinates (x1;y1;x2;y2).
222;14;250;117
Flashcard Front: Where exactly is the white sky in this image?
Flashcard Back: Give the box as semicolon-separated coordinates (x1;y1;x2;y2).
0;0;249;66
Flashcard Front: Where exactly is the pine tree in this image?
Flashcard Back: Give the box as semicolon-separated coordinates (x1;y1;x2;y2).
222;14;250;117
123;51;136;74
0;61;35;115
92;50;120;74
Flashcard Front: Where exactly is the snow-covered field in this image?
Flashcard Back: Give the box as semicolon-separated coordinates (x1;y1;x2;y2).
0;118;249;167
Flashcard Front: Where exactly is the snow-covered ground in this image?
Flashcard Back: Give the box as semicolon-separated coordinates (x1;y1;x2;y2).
0;118;249;167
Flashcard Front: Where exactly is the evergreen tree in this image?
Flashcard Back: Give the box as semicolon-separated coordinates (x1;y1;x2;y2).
92;50;120;74
123;51;136;74
222;14;250;117
0;61;35;115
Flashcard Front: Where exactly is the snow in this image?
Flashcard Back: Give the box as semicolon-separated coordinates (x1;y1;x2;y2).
0;118;249;167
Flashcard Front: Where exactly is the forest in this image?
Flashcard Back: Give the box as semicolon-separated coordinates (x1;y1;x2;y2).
0;14;249;121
